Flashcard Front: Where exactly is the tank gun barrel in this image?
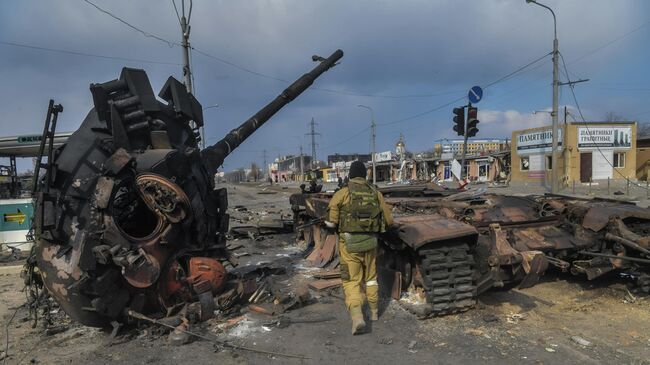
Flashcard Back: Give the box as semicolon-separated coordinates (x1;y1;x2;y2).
201;49;343;172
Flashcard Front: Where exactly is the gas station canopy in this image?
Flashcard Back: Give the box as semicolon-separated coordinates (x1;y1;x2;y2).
0;132;72;157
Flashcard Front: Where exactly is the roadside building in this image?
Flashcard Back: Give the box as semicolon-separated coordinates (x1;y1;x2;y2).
433;154;500;183
511;121;637;186
269;155;311;182
327;153;371;165
636;136;650;181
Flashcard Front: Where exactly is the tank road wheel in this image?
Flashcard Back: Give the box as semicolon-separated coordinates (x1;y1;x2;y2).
417;243;476;316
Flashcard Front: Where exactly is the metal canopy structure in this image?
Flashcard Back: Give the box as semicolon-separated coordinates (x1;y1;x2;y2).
0;132;72;158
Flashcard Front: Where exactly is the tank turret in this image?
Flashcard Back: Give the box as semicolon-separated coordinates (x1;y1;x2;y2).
33;50;343;327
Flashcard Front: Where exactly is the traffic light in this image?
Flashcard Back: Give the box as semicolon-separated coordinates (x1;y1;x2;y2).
453;107;465;136
467;106;479;137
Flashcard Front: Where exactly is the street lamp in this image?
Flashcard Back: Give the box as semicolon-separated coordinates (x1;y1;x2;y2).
203;104;220;111
358;105;376;185
526;0;560;194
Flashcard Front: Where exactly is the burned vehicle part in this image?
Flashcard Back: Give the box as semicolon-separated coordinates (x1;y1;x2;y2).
291;186;650;318
33;49;344;327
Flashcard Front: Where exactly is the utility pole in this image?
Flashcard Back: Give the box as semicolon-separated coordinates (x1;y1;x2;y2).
526;0;558;193
176;0;204;149
180;11;192;94
358;105;376;185
305;118;320;170
551;24;559;194
460;103;470;181
262;149;267;180
299;145;304;179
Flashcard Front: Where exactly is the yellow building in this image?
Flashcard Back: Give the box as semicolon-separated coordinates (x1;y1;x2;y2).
636;137;650;181
511;122;637;186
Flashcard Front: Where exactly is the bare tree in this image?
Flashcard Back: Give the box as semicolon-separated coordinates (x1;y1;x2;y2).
639;122;650;138
604;111;627;122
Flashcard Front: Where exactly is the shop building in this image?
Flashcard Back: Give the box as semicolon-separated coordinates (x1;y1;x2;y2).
511;122;637;186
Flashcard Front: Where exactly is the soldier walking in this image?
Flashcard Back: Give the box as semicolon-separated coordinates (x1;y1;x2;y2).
326;161;393;334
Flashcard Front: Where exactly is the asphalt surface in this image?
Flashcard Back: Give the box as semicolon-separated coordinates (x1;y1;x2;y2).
1;182;649;364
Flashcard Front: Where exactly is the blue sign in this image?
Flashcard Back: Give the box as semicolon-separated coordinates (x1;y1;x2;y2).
468;86;483;104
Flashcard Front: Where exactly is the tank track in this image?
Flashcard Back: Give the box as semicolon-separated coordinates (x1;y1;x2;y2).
417;243;477;316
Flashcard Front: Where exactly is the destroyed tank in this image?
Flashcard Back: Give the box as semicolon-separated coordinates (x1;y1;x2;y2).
291;184;650;317
32;49;344;327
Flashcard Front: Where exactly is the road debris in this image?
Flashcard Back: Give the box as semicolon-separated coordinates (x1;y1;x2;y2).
407;340;418;353
506;313;525;324
128;310;309;359
571;336;592;347
309;279;343;291
262;315;336;329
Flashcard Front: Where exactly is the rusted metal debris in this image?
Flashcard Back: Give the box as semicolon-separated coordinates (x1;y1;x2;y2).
28;50;344;328
291;184;650;317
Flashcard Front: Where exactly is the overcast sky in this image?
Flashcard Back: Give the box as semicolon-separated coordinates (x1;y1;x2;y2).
1;0;649;172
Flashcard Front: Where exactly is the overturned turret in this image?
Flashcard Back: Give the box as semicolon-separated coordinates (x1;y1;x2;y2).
33;50;343;327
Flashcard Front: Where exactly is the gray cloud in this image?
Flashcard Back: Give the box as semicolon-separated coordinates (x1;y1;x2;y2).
0;0;648;172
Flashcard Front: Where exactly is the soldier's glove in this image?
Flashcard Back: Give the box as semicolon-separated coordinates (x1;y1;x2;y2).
323;220;337;231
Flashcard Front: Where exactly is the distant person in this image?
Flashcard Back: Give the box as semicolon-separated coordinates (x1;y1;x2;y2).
325;161;393;335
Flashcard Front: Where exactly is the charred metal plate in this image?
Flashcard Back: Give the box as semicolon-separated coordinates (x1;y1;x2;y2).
304;196;330;218
582;205;650;232
104;148;133;175
512;227;556;251
94;176;114;209
394;215;478;249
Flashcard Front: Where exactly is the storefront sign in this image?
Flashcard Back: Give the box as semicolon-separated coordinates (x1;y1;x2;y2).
374;151;393;162
516;128;562;155
578;126;632;150
17;135;42;143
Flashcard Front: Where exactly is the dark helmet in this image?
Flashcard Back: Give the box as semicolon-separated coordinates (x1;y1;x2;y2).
349;161;367;179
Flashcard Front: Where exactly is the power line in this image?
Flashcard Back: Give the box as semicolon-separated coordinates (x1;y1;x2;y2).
69;3;650;105
0;40;180;66
483;52;552;88
82;0;180;47
84;0;463;100
193;47;471;99
378;96;467;127
320;126;371;151
377;52;552;127
79;0;556;103
567;18;650;67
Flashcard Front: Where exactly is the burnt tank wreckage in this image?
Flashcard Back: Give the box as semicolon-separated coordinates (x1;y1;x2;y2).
291;184;650;317
32;49;344;327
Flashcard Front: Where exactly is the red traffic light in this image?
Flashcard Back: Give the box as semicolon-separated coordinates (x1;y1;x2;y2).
466;107;479;137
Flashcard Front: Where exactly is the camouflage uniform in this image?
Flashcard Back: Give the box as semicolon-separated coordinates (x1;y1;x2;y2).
327;177;393;332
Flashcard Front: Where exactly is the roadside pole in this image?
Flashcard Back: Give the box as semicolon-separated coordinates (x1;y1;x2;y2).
460;103;470;180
